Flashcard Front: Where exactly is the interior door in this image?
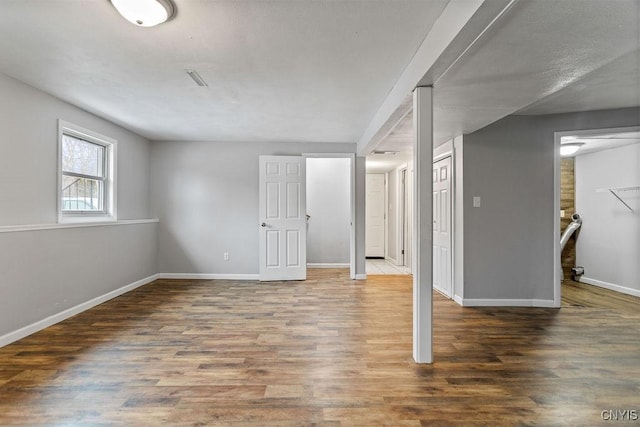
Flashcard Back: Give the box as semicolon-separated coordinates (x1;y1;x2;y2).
365;173;385;257
259;156;306;281
433;157;452;297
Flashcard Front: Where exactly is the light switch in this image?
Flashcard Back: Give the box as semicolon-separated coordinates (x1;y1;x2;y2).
473;196;481;208
560;210;566;218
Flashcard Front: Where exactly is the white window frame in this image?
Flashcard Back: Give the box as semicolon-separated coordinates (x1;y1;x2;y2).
58;120;117;223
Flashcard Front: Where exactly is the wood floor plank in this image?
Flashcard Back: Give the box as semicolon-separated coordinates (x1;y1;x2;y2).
0;269;638;425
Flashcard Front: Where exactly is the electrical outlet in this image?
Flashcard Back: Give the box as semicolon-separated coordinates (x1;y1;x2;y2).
473;196;481;208
223;252;229;261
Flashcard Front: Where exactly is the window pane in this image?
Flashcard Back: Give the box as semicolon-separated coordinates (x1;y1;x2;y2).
62;134;105;177
61;175;104;212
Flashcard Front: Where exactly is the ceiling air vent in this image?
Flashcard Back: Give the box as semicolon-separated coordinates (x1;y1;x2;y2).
185;69;208;87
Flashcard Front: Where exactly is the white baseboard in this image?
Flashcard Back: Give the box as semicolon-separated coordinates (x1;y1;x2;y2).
355;273;367;280
433;285;452;298
580;276;640;298
461;298;556;308
0;273;160;348
385;257;398;265
158;273;259;281
453;295;464;306
306;263;350;269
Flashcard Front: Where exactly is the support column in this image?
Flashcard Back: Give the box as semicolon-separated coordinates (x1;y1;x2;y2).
413;86;433;363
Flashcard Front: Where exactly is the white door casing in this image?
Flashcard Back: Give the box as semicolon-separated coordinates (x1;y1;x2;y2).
400;168;408;266
400;167;413;270
433;156;452;298
259;156;306;281
365;173;385;257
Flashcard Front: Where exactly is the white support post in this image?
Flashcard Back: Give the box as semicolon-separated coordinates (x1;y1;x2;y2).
412;86;433;364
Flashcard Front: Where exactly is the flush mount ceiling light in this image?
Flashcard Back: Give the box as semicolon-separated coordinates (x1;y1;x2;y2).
560;142;585;156
110;0;175;27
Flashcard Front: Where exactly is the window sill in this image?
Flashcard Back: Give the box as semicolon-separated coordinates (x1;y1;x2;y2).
0;219;159;234
59;214;116;224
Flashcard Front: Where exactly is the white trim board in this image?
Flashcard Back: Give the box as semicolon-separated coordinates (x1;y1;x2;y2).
0;218;159;234
355;274;367;280
461;299;557;308
0;273;160;348
580;277;640;298
306;263;350;269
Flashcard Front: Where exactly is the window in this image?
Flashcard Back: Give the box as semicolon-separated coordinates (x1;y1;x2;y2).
58;121;116;222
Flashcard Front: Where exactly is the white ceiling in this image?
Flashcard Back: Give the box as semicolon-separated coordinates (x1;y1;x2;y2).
430;0;639;140
561;130;640;156
0;0;448;142
366;150;413;174
0;0;638;156
517;50;640;115
371;0;640;171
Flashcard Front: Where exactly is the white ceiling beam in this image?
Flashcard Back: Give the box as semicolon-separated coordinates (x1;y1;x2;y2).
356;0;485;156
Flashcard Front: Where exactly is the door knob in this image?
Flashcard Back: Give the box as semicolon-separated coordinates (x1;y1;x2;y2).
261;222;267;227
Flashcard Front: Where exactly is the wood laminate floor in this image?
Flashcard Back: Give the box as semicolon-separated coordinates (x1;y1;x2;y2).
0;270;638;425
562;279;639;312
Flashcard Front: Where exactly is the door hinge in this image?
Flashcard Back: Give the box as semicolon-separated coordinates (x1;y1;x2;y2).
401;250;405;255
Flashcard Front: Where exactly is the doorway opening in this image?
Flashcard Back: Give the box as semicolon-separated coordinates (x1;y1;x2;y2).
554;126;640;306
305;154;356;280
258;154;355;281
432;155;453;299
364;163;413;276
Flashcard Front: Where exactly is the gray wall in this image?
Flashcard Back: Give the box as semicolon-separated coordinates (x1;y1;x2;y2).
462;108;640;302
575;143;640;293
0;72;157;341
150;141;358;275
306;158;351;264
0;224;157;338
355;157;367;276
0;73;151;225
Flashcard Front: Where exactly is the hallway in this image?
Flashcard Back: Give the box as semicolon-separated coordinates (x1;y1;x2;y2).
365;258;411;275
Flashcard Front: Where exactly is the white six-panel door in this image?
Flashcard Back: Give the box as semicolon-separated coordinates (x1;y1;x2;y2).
433;157;452;298
365;173;385;257
259;156;306;281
